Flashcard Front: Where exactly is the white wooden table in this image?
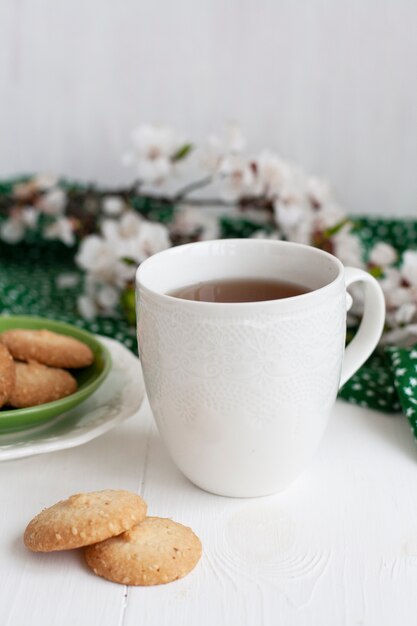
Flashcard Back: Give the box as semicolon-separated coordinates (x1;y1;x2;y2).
1;398;416;626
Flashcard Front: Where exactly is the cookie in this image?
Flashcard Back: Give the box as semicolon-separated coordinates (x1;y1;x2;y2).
24;490;147;552
0;329;94;369
8;361;77;408
85;516;202;586
0;344;15;408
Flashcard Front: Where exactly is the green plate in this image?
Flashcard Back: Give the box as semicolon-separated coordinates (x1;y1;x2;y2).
0;316;112;432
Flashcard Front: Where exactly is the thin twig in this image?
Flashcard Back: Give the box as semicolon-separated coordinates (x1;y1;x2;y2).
170;196;236;208
0;178;275;219
174;176;213;201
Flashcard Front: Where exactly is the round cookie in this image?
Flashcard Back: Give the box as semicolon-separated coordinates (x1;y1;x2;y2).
0;329;94;369
8;361;77;408
85;516;202;586
24;490;147;552
0;344;15;408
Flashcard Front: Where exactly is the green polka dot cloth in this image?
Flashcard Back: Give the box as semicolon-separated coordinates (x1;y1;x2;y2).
0;212;416;438
352;216;417;254
0;242;138;352
386;347;417;435
340;351;401;413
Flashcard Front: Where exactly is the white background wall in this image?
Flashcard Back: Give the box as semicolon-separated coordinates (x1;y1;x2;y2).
0;0;416;216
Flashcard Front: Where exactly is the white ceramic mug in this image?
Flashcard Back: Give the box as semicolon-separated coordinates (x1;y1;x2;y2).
136;239;385;497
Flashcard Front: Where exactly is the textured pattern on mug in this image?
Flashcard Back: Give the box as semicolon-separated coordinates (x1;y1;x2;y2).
137;290;346;433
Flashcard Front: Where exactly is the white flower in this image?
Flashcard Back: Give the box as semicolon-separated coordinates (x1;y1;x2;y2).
77;294;98;320
201;124;246;172
306;176;333;207
170;206;220;241
218;155;258;201
34;174;58;190
37;188;67;216
101;212;142;243
101;212;170;263
135;221;171;262
76;236;133;287
0;217;25;243
369;242;398;267
102;196;125;216
401;251;417;287
43;217;75;246
250;230;281;240
385;286;413;309
13;180;38;201
278;167;307;202
0;208;38;244
395;302;417;324
76;211;171;319
313;203;346;231
125;124;184;184
277;209;313;244
56;273;79;289
96;285;120;309
274;191;313;244
379;268;401;293
21;207;38;228
332;229;364;268
114;211;142;237
78;272;124;319
76;235;118;276
381;324;417;347
76;212;170;293
271;166;347;246
100;217;141;266
274;169;309;221
274;201;307;229
76;235;111;269
256;151;293;197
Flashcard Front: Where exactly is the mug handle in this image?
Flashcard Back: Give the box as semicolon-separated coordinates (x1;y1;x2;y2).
339;266;386;387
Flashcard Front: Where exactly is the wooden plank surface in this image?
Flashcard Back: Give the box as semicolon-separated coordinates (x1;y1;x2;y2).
0;399;417;625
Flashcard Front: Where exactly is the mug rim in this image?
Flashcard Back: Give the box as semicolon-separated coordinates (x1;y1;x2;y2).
136;239;345;308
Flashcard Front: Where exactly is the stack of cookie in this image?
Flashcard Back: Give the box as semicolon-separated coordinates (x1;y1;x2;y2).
0;329;94;408
24;489;202;586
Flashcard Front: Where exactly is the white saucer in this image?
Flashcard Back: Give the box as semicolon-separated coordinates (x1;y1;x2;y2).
0;336;145;461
